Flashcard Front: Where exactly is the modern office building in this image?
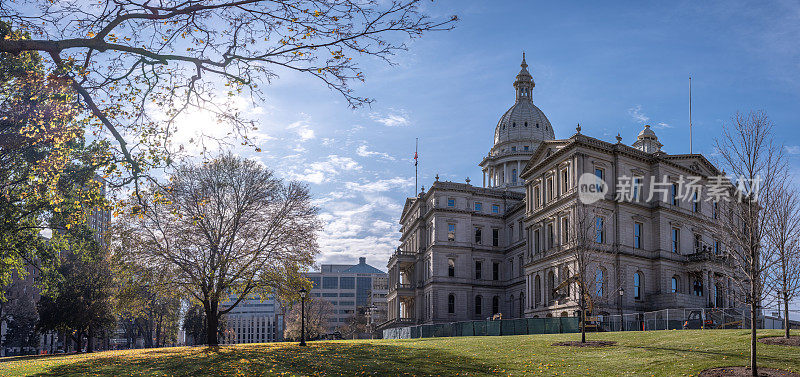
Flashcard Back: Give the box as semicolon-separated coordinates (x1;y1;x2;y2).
220;295;283;344
305;257;388;333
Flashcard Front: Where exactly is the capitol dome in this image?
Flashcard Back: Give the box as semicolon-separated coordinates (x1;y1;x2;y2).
492;53;555;148
480;53;556;193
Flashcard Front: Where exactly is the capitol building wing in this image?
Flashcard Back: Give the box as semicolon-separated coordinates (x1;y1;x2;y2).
381;55;742;329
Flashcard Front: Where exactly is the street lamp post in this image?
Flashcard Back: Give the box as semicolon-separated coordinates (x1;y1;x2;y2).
299;288;307;346
367;305;378;339
618;287;625;331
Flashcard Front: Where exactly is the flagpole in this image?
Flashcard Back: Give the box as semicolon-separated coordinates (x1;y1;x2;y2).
415;138;419;197
689;76;693;154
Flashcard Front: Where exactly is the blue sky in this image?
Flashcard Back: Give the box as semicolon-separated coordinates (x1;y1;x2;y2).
189;0;800;275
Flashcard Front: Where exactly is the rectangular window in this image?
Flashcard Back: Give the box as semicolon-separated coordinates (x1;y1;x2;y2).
561;217;569;244
534;229;541;253
475;261;482;280
524;145;529;151
474;202;482;212
694;234;702;252
448;258;455;277
309;276;321;288
322;276;338;289
474;227;482;244
633;177;642;201
714;240;721;255
534;187;541;208
672;228;680;253
511;146;516;152
492;204;500;214
547;178;554;202
492;262;500;280
634;222;642;249
512;168;518;183
492;228;499;246
692;192;700;212
547;223;554;248
713;202;719;219
448;224;456;241
595;217;604;243
447;198;455;207
561;168;569;194
594;168;604;191
671;183;679;205
339;276;355;289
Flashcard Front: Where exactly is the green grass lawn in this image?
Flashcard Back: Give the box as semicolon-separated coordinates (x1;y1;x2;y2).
1;330;799;376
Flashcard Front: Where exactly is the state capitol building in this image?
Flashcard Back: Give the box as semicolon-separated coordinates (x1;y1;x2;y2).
381;54;743;329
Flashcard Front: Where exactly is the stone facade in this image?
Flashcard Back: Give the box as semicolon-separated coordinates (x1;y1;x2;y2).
381;55;741;329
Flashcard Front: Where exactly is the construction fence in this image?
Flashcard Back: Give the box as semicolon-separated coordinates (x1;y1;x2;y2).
382;316;579;339
596;308;751;332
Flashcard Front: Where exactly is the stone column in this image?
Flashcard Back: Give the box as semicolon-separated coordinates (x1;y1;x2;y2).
483;169;486;187
517;160;521;185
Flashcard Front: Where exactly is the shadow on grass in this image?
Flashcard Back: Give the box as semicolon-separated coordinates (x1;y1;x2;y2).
33;342;504;377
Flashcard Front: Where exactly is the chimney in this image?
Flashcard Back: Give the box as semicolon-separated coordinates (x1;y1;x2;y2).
359;257;366;265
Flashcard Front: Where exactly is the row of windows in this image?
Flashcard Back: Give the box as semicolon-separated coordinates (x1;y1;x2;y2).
446;198;501;214
446;294;505;316
310;276;368;290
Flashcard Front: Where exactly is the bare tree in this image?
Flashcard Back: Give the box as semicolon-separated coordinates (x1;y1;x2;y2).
561;201;599;343
116;153;321;346
284;298;333;341
714;110;786;376
0;1;456;191
765;178;800;339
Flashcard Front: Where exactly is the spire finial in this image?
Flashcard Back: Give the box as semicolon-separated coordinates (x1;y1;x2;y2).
616;133;622;143
521;51;527;68
576;123;581;134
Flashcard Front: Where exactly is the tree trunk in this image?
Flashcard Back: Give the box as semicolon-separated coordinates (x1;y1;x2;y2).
580;283;586;343
750;288;758;376
785;293;790;339
87;327;94;353
204;300;219;346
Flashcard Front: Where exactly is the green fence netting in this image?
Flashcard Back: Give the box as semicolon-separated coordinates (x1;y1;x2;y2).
383;316;580;339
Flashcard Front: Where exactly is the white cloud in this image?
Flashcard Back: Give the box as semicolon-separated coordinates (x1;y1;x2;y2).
369;109;410;127
655;122;673;129
356;144;395;160
628;105;650;124
287;120;316;141
287;155;361;184
344;177;413;193
313;194;402;267
786;145;800;155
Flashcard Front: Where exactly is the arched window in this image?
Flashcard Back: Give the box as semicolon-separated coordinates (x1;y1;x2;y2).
510;295;515;317
519;292;525;315
693;280;703;296
524;121;528;127
595;269;604;297
512;122;516;127
671;276;679;293
492;296;500;315
562;267;571;296
547;271;555;303
633;272;642;300
448;294;455;314
475;295;482;316
448;259;455;277
534;275;541;307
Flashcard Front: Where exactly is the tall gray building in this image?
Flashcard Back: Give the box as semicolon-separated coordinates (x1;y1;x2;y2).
305;257;388;333
220;295;283;344
381;55;742;329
